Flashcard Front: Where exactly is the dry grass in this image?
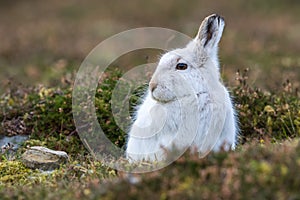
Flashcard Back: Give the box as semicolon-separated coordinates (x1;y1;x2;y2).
0;1;299;199
0;0;299;92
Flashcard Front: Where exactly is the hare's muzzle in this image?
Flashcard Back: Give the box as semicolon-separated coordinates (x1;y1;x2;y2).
149;82;158;93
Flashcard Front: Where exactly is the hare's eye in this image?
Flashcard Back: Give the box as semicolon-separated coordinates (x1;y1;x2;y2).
176;63;188;70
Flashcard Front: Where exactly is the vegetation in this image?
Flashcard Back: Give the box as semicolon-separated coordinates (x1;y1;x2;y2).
0;0;299;199
0;68;299;199
234;69;300;143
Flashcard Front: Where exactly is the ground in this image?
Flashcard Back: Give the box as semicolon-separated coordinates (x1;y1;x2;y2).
0;0;299;199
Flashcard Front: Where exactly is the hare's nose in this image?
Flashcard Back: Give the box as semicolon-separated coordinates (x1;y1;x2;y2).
149;82;157;92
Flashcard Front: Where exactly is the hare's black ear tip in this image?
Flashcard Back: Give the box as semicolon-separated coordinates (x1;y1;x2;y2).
209;14;225;21
208;14;225;27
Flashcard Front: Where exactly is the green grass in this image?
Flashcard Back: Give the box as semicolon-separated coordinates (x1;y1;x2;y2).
0;69;299;199
0;0;300;199
0;141;299;199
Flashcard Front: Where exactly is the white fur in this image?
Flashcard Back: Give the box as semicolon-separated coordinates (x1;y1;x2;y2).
126;14;238;162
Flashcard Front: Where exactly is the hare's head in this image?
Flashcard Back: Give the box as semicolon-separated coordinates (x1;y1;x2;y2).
150;14;225;103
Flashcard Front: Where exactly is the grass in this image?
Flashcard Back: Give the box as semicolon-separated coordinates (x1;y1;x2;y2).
0;140;299;199
98;140;300;200
0;68;299;199
0;0;300;92
0;0;300;199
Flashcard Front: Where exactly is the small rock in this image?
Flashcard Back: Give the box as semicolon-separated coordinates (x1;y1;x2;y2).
0;135;29;151
0;135;29;160
1;142;15;153
21;146;69;170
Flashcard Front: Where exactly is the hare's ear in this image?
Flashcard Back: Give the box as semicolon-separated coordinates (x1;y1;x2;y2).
195;14;225;52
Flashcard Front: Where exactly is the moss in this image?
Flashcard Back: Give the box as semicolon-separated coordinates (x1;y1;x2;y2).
0;155;116;188
0;161;31;185
0;68;299;198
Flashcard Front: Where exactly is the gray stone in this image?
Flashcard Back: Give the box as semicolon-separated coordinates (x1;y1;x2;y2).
21;146;69;170
1;135;29;160
0;135;29;151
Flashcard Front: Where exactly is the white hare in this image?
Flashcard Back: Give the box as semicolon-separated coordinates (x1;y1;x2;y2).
126;14;238;162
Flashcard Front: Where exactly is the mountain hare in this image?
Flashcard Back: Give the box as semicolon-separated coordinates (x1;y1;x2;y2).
126;14;238;162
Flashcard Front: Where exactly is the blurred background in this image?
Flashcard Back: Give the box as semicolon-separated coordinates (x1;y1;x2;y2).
0;0;299;94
